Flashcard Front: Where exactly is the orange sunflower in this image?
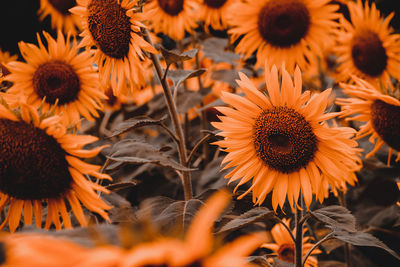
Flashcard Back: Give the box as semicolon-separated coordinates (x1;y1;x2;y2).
0;102;112;233
121;190;266;267
337;76;400;165
38;0;82;35
6;31;106;127
212;64;361;211
228;0;339;72
143;0;200;40
262;219;320;266
0;191;265;267
198;0;237;31
333;0;400;89
70;0;157;95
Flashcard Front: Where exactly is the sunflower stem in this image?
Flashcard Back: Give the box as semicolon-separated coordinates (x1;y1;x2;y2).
302;232;334;266
142;28;193;201
338;191;352;267
295;196;305;267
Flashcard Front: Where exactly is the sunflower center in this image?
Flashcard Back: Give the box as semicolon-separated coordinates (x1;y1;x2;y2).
88;0;131;59
0;119;72;200
370;100;400;151
253;107;318;173
257;0;310;47
32;60;80;104
277;243;295;263
204;0;227;8
48;0;76;15
351;29;388;77
157;0;184;16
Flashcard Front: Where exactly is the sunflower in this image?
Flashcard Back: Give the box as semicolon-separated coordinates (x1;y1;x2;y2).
0;102;112;233
70;0;157;96
261;219;320;266
228;0;339;72
337;76;400;165
6;31;106;127
0;191;265;267
333;0;400;89
38;0;81;35
121;190;267;267
198;0;237;32
143;0;200;40
212;64;361;211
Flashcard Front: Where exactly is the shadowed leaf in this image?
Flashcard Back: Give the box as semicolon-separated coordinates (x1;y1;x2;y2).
109;115;167;137
107;139;195;171
217;207;274;234
161;47;198;66
167;68;207;89
331;229;400;260
310;205;357;232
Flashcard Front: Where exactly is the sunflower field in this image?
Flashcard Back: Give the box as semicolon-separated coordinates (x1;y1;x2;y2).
1;0;400;266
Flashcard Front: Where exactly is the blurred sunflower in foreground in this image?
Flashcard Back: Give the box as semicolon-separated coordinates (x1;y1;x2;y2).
333;0;400;89
0;102;112;233
143;0;200;41
6;31;106;127
70;0;157;95
228;0;339;72
262;219;320;266
38;0;81;35
337;76;400;164
0;191;266;267
212;64;361;211
0;50;17;81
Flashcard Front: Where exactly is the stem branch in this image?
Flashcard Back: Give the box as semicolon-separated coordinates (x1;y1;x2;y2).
143;28;193;200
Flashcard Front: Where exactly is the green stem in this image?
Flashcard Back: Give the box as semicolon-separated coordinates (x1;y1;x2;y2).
295;196;305;267
142;28;193;200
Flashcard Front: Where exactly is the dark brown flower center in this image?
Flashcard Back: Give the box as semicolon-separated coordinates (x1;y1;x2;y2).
48;0;76;15
278;243;295;263
204;0;227;8
88;0;132;59
158;0;184;16
0;119;72;200
258;0;310;47
253;107;318;173
370;100;400;151
32;60;80;105
351;29;388;77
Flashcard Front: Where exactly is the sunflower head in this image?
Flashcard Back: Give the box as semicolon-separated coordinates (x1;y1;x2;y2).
0;102;112;233
228;0;339;71
6;31;107;127
38;0;81;35
212;64;361;211
261;219;320;266
70;0;157;96
333;0;400;88
337;76;400;164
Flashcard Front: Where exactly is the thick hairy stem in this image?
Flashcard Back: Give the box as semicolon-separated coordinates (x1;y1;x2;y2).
295;196;305;267
142;28;193;200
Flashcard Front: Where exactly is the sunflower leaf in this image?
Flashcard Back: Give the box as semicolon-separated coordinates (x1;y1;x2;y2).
309;205;357;232
217;207;274;234
167;68;207;90
109;115;167;137
137;196;204;233
176;90;204;113
331;229;400;261
107;140;195;172
160;47;198;66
